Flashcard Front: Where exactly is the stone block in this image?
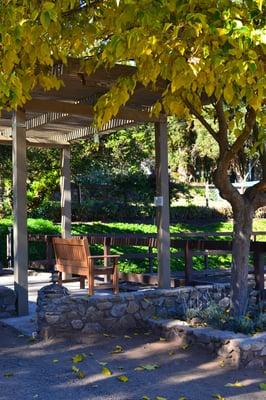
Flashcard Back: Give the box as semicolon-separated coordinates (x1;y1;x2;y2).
71;319;84;330
127;301;139;314
97;302;113;311
82;322;103;334
111;303;127;317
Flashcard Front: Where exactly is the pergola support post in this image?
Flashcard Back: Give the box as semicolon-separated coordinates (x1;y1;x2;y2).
60;147;72;280
155;119;171;288
12;109;28;316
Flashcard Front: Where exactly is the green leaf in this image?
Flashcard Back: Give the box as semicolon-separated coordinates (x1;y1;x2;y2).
155;397;168;400
259;383;266;390
117;375;129;382
135;364;159;371
3;372;14;377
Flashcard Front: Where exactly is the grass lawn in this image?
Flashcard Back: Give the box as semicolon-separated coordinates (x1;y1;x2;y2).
1;217;266;273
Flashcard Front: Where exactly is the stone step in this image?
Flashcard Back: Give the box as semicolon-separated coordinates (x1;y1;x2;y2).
147;318;266;369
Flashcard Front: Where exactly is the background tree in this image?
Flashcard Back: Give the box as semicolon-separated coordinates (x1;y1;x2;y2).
0;0;265;318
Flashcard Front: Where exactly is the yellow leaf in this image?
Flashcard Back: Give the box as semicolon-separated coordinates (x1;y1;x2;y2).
142;397;150;400
181;344;189;350
159;337;166;341
205;82;215;97
117;375;129;382
102;367;112;376
223;84;234;104
124;335;131;339
225;380;243;388
219;360;225;368
155;397;168;400
71;353;86;363
178;397;187;400
71;366;86;379
212;395;226;400
111;345;124;354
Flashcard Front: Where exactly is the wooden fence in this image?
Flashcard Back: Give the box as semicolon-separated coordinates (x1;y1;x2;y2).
5;230;266;293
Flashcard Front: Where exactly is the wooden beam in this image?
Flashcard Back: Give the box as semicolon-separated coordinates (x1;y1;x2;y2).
60;147;72;281
155;119;171;289
12;109;28;316
60;147;72;238
26;99;158;123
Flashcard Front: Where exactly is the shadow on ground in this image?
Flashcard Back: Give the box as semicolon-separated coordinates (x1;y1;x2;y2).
0;322;265;400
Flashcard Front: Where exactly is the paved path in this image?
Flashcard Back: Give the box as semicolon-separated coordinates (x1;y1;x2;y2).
0;323;265;400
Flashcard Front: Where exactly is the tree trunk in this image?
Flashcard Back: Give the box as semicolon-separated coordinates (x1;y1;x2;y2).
230;204;254;317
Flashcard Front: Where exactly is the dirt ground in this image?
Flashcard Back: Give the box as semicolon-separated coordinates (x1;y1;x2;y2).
0;322;265;400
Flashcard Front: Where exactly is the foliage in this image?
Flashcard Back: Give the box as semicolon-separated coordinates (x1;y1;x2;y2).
186;302;266;334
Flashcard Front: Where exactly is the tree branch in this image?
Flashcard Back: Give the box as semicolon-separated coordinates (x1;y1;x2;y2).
227;108;256;159
214;98;229;150
183;97;218;140
245;179;266;202
253;191;266;211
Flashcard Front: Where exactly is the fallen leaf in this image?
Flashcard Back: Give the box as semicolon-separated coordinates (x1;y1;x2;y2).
72;353;86;363
71;365;86;379
33;395;39;399
134;366;145;371
155;397;167;400
117;375;129;382
124;335;131;339
98;361;108;366
135;364;159;371
152;315;158;320
225;381;243;388
168;351;175;356
159;337;166;341
178;396;187;400
133;332;139;336
111;345;124;354
259;383;266;390
3;372;14;377
212;394;226;400
103;333;111;337
142;397;150;400
181;344;189;350
53;359;59;363
91;384;98;388
144;331;151;336
101;366;112;376
219;360;225;368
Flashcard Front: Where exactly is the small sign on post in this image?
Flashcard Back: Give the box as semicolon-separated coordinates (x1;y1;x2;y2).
154;196;164;207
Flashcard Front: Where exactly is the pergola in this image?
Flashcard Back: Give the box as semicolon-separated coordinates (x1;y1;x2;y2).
0;59;171;316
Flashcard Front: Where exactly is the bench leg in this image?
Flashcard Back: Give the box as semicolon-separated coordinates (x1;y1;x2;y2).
80;277;85;289
58;272;62;286
88;263;94;295
113;262;119;294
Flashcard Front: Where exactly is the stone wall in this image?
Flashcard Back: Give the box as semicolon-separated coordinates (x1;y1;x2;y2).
149;318;266;369
37;283;232;339
0;286;16;318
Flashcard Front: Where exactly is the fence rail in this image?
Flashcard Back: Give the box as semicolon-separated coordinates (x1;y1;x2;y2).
5;230;266;292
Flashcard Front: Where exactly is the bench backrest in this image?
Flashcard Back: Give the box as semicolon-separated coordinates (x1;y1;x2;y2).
52;237;91;274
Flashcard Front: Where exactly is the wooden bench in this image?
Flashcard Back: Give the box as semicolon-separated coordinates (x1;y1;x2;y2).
52;237;120;295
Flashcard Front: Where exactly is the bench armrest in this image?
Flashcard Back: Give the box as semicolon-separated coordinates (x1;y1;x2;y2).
88;255;120;260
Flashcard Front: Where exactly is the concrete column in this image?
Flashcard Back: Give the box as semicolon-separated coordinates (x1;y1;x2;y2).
12;109;28;315
60;147;71;280
155;119;170;288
